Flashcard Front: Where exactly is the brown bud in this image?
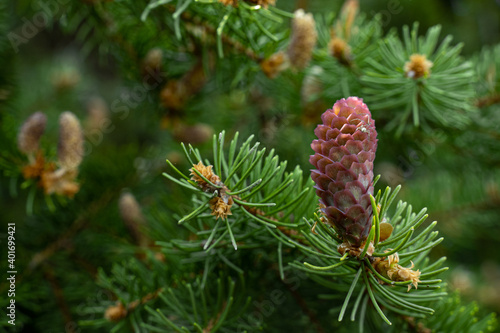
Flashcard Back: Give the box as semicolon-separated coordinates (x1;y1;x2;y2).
190;161;222;192
329;37;351;65
375;253;421;291
209;196;233;220
379;222;394;242
58;112;84;170
104;302;127;322
404;54;433;79
17;112;47;155
260;52;289;79
287;9;317;70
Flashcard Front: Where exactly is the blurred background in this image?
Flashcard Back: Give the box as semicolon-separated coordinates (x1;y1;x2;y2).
1;0;500;331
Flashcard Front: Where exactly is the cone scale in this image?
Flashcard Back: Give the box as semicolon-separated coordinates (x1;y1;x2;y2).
310;97;377;247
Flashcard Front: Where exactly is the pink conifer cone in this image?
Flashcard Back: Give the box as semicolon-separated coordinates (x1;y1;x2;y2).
310;97;378;247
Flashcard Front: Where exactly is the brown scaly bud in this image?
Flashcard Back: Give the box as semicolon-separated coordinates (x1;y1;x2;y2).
260;52;289;79
104;302;127;322
310;97;377;247
58;112;84;170
375;253;421;291
190;161;223;192
404;54;433;79
329;36;351;65
287;9;317;70
119;192;149;247
209;196;234;220
17;112;47;157
190;162;234;220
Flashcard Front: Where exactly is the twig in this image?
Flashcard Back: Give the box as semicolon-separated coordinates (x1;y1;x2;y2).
475;94;500;108
128;287;165;312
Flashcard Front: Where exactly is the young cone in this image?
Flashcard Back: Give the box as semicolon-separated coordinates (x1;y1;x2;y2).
310;97;377;247
119;192;149;247
287;9;317;70
58;112;84;170
17;112;47;156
